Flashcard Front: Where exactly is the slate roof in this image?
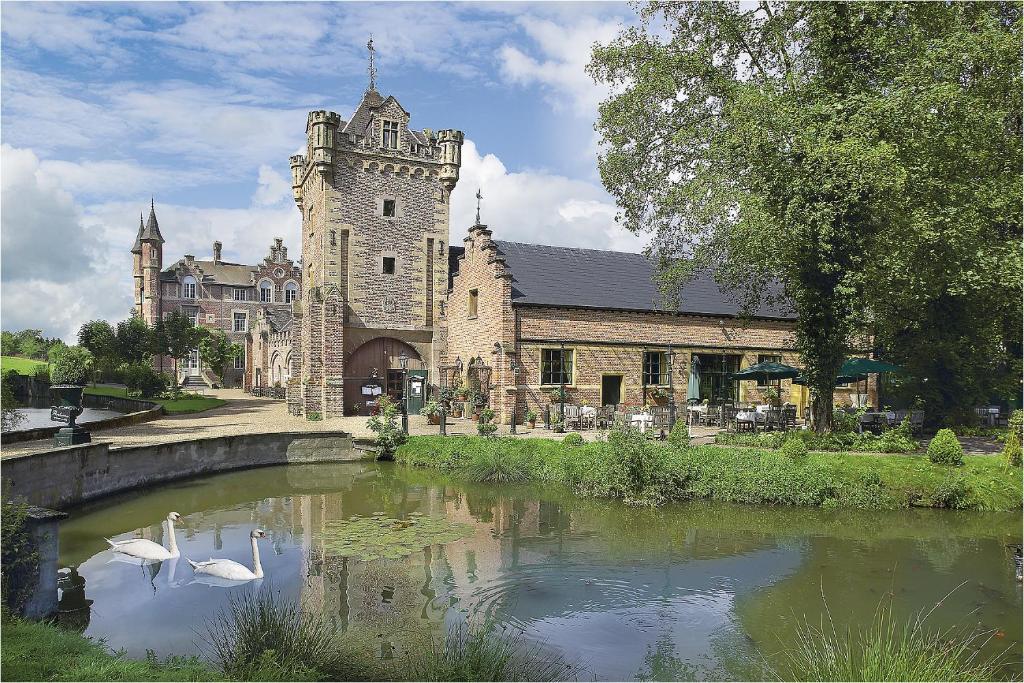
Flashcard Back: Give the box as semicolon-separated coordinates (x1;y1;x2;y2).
265;308;294;332
342;89;385;136
492;241;795;320
140;201;164;243
160;259;257;287
131;213;144;254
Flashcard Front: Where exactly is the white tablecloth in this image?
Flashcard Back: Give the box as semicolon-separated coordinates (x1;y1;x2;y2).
631;413;653;433
736;410;765;424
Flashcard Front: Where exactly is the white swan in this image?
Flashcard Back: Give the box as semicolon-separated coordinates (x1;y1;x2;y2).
187;529;266;581
105;512;181;561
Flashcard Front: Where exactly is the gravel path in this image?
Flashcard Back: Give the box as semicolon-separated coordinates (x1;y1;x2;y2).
0;390;602;457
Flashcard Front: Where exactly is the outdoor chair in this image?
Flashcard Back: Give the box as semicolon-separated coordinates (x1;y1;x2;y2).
650;406;671;432
561;404;582;431
597;405;615;430
578;406;597;430
782;405;797;430
909;410;925;435
721;404;738;432
704;405;720;427
765;407;783;431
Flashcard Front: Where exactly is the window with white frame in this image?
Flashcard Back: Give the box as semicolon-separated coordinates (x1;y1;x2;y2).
182;275;197;299
233;312;247;332
284;282;298;304
259;280;273;303
233;288;247;301
382;121;399;149
234;348;244;370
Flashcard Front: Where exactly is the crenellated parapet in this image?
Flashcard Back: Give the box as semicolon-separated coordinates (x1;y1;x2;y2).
306;110;341;179
289;154;306;206
436;129;464;192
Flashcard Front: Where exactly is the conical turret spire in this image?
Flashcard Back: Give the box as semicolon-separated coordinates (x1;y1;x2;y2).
141;197;164;244
131;211;144;253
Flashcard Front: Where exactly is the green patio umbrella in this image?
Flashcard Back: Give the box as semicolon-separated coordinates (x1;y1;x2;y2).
840;357;904;376
730;361;801;384
792;373;865;386
687;355;701;402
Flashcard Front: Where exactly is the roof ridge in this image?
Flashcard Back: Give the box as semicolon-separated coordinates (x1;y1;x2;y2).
493;240;646;259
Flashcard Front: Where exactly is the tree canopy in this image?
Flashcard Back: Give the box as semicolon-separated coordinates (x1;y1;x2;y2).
590;1;1022;429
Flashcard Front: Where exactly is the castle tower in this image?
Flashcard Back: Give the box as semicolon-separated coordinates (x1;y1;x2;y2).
133;199;164;326
288;54;464;418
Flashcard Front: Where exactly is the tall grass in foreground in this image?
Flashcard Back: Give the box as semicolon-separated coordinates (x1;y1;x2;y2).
201;588;577;681
767;584;1015;682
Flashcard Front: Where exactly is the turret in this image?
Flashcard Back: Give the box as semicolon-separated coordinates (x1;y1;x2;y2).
436;129;464;192
138;199;164;326
290;154;306;207
306;110;341;178
132;213;144;314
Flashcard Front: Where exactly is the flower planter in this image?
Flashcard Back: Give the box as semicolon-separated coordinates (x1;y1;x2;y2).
50;384;90;446
427;414;441;425
527;421;536;429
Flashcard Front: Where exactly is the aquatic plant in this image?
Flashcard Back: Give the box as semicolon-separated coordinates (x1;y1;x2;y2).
321;513;473;561
767;585;1014;682
202;588;374;681
462;446;535;483
400;623;581;682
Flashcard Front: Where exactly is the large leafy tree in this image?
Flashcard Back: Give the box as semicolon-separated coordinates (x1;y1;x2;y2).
115;316;153;365
198;329;240;386
78;320;118;383
590;1;1022;430
158;311;206;379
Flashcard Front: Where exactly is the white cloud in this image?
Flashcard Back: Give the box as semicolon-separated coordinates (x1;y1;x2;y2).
451;139;644;253
498;16;624;118
252;165;293;208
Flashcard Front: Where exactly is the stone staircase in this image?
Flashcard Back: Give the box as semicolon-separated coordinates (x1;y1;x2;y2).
180;375;211;391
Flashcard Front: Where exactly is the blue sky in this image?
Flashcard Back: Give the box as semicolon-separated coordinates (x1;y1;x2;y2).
1;1;645;341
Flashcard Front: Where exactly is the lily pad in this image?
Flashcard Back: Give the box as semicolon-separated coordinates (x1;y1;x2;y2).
323;514;473;561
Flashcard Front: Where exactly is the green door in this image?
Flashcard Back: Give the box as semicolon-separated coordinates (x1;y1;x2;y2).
406;370;428;415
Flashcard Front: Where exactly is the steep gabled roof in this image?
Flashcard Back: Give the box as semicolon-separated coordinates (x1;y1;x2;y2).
131;213;144;254
491;241;795;320
342;88;386;136
161;260;257;286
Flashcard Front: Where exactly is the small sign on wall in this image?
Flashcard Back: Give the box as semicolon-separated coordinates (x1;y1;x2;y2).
206;314;216;323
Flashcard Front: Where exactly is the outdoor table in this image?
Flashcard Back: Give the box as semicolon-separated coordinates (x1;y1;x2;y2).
978;407;999;427
735;410;765;431
579;406;597;429
859;411;895;433
630;413;653;433
687;405;706;425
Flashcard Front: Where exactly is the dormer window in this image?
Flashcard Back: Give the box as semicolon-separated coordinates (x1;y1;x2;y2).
182;275;197;299
382;121;399;149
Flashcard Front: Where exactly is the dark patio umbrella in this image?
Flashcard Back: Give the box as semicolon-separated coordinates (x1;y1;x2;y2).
840;357;904;376
730;361;801;384
792;373;865;386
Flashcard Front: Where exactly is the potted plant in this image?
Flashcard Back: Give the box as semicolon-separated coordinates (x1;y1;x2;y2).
763;386;781;407
420;400;443;425
526;409;538;429
49;346;93;445
551;419;565;434
649;387;670;403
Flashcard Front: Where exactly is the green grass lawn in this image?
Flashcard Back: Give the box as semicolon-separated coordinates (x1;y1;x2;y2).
84;385;226;415
0;617;219;681
1;355;47;376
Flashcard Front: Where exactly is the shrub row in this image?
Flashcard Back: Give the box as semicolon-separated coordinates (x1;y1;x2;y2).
395;432;1022;511
714;418;918;453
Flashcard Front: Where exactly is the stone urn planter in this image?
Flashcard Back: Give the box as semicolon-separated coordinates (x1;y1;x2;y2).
50;384;91;446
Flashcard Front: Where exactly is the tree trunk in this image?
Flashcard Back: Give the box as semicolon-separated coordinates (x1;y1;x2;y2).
810;389;835;433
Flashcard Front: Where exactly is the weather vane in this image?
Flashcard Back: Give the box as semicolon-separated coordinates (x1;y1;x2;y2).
367;36;377;91
475;188;483;225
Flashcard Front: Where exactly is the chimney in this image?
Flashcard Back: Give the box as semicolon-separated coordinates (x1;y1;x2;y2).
213;241;222;263
184;254;195;265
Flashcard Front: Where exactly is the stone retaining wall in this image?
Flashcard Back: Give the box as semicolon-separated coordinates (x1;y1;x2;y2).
2;395;164;445
2;431;372;510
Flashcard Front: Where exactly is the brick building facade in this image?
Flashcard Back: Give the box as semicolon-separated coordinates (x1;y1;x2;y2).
131;202;300;388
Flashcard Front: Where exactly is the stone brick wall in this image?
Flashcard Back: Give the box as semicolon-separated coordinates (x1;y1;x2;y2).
290;96;463;419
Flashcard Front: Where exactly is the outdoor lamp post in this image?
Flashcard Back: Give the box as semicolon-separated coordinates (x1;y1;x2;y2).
509;357;520;434
398;350;409;434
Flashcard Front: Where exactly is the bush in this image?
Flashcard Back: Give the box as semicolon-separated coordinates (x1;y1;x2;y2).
930;474;969;509
779;436;809;460
367;396;406;457
119;362;167;398
562;432;584;447
49;346;92;386
1002;410;1022;467
871;417;918;453
476;408;498;437
927;429;964;466
306;411;323;422
668;420;690;448
1;501;38;613
463;442;537;483
525;409;538;424
605;425;670;506
1;370;24;432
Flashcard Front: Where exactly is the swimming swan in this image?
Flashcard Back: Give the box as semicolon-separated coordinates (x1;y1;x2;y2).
105;512;181;561
187;529;266;581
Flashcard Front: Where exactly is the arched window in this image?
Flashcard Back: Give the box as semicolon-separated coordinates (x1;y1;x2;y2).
284;281;298;304
259;280;273;303
182;275;197;299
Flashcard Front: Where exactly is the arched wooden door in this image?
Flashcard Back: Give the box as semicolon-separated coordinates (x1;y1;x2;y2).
344;338;424;416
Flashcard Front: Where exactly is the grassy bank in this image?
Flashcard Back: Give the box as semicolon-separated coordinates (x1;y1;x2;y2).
1;356;47;376
1;617;218;681
395;434;1022;511
84;385;226;415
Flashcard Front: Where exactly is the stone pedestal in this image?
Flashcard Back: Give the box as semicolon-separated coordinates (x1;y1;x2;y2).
55;426;91;447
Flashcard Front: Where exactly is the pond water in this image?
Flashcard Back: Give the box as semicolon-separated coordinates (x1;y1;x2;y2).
58;462;1022;680
11;407;122;430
